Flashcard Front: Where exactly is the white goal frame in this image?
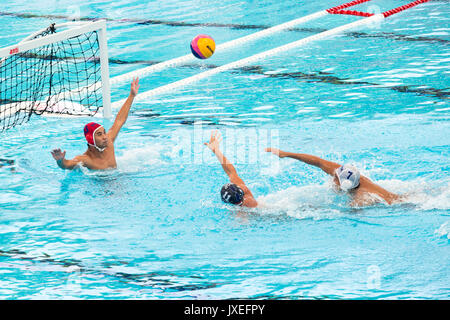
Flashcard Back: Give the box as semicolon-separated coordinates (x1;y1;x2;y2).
0;19;112;118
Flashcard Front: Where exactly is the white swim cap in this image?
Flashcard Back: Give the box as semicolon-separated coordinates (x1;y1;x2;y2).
335;164;360;191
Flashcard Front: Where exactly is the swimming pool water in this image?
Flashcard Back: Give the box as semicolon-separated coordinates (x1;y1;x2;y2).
0;0;449;299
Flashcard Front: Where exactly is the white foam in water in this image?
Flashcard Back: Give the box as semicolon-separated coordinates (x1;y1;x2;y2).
420;185;450;211
435;222;450;239
255;176;450;217
115;144;168;173
376;178;450;210
256;184;345;220
252;105;275;111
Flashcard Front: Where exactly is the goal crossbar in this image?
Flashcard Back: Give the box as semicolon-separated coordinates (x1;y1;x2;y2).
0;20;106;59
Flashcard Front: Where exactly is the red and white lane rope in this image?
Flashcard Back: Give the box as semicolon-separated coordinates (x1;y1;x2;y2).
331;10;374;17
382;0;429;18
326;0;372;13
328;0;429;17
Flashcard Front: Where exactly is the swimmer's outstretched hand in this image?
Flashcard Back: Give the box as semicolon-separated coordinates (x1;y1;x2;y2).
130;77;140;97
204;130;222;153
51;148;66;161
265;147;286;158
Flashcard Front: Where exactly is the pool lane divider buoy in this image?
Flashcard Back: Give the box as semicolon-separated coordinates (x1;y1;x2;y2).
111;0;429;108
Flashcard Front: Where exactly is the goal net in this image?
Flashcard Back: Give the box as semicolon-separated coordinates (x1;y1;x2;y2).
0;20;111;132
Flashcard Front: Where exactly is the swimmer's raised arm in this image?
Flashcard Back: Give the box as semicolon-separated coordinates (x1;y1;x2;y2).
51;149;84;170
265;148;341;175
108;77;140;143
205;131;257;207
204;130;244;185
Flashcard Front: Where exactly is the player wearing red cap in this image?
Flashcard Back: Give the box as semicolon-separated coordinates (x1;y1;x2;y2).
51;78;140;170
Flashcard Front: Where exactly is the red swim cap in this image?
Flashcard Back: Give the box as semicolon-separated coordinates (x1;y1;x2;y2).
84;122;103;146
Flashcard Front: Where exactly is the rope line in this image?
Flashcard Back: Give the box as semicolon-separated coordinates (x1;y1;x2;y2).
112;14;384;109
111;0;431;109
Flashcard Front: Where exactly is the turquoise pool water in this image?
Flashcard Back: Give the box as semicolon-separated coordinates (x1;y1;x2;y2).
0;0;449;299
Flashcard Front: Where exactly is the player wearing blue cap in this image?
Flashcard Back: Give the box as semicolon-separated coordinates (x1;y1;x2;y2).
205;131;258;208
266;148;402;207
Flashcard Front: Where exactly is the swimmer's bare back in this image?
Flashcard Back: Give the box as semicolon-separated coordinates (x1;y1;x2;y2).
349;176;403;207
51;78;140;171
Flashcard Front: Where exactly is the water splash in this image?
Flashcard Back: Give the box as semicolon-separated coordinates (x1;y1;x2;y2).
435;222;450;239
378;178;450;210
257;184;346;220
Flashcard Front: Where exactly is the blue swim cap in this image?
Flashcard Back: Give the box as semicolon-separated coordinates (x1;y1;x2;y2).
221;183;244;205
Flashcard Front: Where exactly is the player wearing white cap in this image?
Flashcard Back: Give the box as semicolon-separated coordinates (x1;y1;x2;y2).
265;148;402;207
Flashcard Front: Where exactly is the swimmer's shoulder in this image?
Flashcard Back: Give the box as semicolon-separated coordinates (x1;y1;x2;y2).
71;153;95;168
74;153;90;162
237;184;258;208
243;197;258;208
352;183;401;206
